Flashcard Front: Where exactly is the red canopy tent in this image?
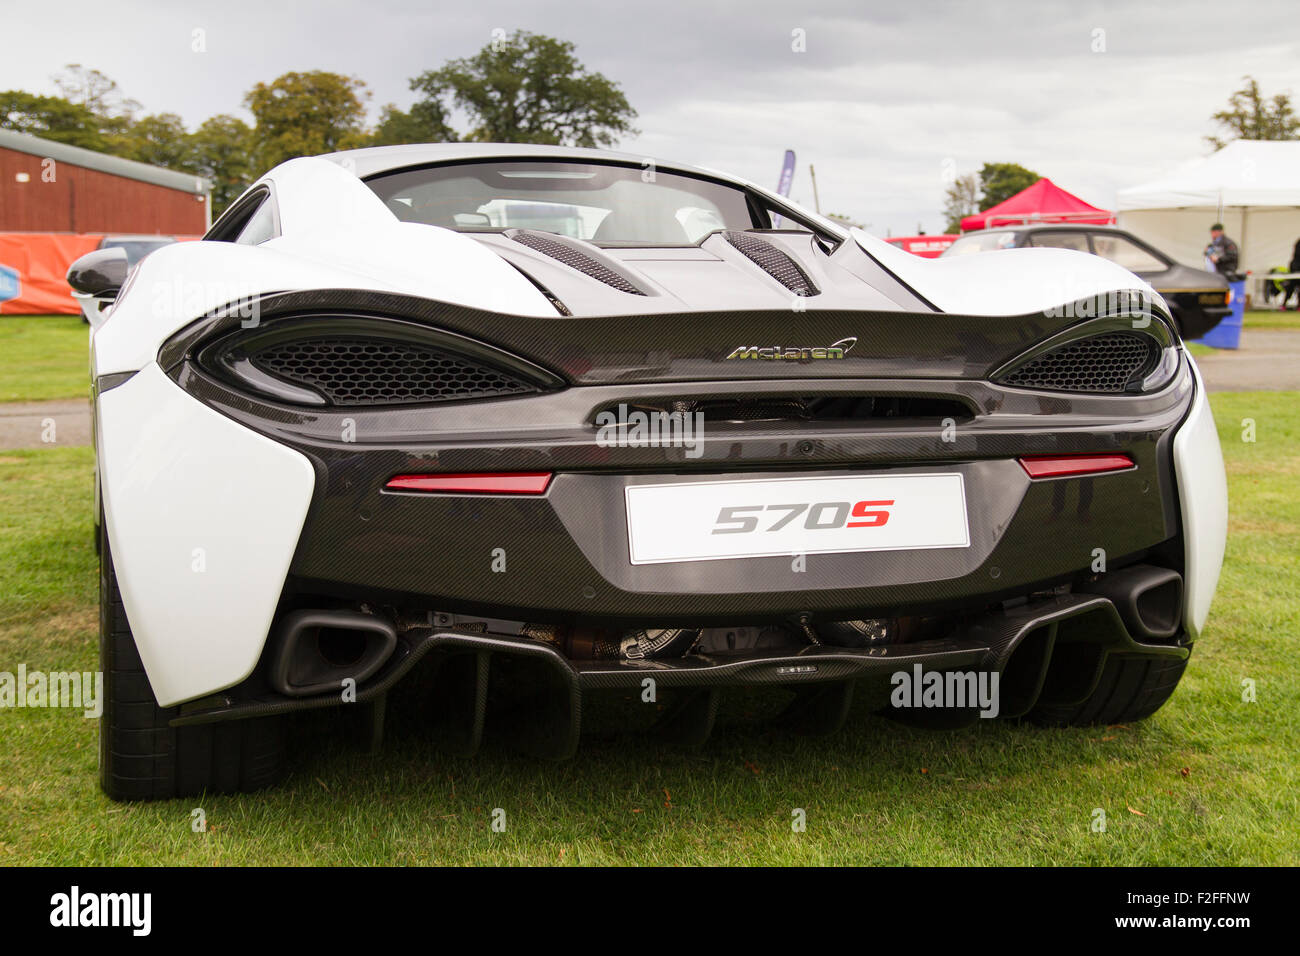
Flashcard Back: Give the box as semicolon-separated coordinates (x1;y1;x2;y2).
960;178;1114;232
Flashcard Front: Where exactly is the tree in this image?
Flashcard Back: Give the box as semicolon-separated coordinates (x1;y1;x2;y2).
369;101;457;146
978;162;1041;211
188;115;255;215
943;173;981;233
52;63;140;120
244;71;371;173
0;91;104;148
1207;75;1300;149
408;31;637;147
110;112;191;168
110;112;254;216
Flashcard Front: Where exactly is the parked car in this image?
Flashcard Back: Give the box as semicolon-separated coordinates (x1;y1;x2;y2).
70;144;1226;800
884;234;958;258
98;234;179;264
942;224;1231;339
72;235;177;326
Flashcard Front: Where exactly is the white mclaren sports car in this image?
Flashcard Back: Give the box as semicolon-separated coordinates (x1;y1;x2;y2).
69;144;1228;800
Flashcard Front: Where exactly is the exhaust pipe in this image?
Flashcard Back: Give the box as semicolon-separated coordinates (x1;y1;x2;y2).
1080;564;1183;642
268;609;398;697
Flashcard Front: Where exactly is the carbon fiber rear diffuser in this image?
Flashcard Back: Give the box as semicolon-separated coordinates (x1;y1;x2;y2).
170;593;1188;756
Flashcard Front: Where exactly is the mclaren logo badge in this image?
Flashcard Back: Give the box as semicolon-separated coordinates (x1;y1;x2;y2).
725;337;858;360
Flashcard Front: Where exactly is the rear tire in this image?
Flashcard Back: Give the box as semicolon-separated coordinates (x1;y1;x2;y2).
99;524;286;801
1028;652;1189;726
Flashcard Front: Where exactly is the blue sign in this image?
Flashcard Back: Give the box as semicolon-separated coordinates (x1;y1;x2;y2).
776;149;796;198
0;264;19;304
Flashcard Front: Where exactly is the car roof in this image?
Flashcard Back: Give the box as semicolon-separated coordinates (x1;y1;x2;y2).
324;142;741;187
315;142;853;245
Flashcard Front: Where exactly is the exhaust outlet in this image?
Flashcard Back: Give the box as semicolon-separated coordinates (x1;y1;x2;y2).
1080;564;1183;642
268;609;398;697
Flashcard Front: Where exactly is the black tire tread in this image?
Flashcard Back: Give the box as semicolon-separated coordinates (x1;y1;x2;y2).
99;526;285;802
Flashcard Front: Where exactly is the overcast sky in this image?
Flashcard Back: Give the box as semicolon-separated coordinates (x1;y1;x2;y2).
3;0;1297;234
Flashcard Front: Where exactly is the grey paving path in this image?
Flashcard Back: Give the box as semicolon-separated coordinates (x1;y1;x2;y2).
1194;328;1300;392
0;399;91;450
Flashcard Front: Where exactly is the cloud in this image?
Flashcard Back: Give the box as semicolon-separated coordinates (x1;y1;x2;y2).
1;0;1296;233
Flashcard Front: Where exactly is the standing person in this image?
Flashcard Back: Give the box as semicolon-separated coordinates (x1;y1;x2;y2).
1283;238;1300;310
1204;223;1240;276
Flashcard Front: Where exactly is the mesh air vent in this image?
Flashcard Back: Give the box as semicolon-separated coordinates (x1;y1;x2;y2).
251;338;536;406
724;231;818;296
1000;332;1157;393
511;231;644;295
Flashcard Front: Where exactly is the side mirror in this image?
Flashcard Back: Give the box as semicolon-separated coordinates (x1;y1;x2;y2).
67;247;129;297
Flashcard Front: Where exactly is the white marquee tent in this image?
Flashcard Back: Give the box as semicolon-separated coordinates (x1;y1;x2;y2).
1116;140;1300;276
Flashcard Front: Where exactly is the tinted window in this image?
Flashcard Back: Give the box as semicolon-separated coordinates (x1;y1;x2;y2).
942;231;1019;256
99;239;175;265
1027;232;1090;252
366;161;759;245
1091;234;1165;273
206;187;275;243
235;201;277;246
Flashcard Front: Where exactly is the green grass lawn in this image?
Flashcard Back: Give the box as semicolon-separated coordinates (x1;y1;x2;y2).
1244;307;1300;331
0;393;1296;865
0;315;88;403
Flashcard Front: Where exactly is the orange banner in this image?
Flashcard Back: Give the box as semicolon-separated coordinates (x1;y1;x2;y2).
0;233;104;314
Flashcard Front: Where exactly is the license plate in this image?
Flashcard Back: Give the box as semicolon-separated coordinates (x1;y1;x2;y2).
625;473;970;565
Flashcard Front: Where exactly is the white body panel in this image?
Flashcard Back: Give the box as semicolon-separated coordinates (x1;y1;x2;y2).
1173;357;1228;637
331;143;1159;321
851;227;1163;317
97;364;316;705
324;142;1160;318
72;291;113;328
92;157;553;378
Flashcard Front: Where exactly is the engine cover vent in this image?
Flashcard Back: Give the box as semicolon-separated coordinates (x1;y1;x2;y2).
724;231;819;297
510;230;645;295
251;338;538;406
999;332;1158;393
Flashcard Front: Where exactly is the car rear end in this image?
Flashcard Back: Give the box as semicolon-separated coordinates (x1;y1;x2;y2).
141;285;1217;750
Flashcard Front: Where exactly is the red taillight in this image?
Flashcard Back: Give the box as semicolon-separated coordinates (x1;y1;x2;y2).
384;472;553;494
1018;454;1134;479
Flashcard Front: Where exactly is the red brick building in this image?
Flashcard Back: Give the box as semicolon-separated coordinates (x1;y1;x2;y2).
0;129;210;234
